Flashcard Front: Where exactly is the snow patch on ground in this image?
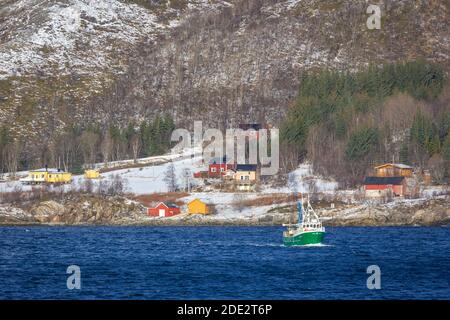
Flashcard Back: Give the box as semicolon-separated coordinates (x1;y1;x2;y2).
262;163;339;194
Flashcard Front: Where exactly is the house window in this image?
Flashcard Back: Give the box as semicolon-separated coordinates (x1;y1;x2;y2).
240;176;244;180
220;168;224;172
41;174;44;178
211;167;217;173
245;176;249;180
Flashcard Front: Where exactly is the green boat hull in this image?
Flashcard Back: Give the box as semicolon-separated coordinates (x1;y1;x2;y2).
283;231;325;246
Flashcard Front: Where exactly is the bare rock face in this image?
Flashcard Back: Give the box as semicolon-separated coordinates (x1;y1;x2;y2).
0;204;34;224
31;200;66;223
61;195;147;224
409;204;450;226
24;195;147;225
323;197;450;226
0;194;449;226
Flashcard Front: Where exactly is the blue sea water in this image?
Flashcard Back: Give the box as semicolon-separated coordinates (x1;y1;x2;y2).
0;226;449;300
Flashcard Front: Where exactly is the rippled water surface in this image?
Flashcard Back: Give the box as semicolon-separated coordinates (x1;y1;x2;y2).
0;226;449;299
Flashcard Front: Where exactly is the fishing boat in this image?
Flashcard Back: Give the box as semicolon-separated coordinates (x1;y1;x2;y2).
283;197;325;246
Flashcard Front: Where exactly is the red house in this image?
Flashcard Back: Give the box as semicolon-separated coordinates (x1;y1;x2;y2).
147;202;181;217
208;156;235;178
363;176;407;197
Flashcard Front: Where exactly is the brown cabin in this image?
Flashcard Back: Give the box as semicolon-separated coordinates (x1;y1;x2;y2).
373;163;413;178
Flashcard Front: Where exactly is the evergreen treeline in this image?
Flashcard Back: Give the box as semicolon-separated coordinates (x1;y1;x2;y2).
0;115;175;175
281;60;449;186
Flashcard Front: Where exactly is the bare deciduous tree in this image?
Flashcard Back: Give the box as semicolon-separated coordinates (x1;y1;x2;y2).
181;167;192;192
232;193;246;213
80;131;100;168
101;133;113;167
130;134;141;164
164;163;178;192
97;174;127;196
4;142;19;178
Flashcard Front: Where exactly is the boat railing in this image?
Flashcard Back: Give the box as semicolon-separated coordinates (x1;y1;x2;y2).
282;223;298;227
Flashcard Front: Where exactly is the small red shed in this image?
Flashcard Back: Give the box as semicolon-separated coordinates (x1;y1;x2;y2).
147;202;181;217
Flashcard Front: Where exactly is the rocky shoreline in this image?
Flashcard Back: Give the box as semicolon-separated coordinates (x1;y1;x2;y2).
0;194;449;227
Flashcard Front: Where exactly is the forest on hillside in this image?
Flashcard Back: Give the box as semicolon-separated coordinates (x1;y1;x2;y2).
1;59;450;187
280;60;450;187
0;115;175;175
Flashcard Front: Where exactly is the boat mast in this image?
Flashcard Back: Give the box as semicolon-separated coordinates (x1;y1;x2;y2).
297;199;303;225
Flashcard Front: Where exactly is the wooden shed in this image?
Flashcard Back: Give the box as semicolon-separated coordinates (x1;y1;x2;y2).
148;202;181;217
84;169;101;179
187;199;210;215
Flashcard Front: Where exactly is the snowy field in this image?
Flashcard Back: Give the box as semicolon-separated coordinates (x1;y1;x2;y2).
0;148;205;194
1;147;447;220
0;145;341;196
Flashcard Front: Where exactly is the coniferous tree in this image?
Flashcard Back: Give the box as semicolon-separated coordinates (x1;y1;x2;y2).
399;144;410;165
442;136;450;183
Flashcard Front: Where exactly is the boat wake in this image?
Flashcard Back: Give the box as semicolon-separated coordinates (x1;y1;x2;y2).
286;243;333;248
244;243;285;248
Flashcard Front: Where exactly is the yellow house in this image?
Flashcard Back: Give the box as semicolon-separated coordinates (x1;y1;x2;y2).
20;168;72;184
234;164;257;182
187;199;210;215
234;165;257;191
84;169;101;179
46;171;73;183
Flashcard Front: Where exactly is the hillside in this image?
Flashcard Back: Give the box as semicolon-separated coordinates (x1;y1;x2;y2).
0;0;449;171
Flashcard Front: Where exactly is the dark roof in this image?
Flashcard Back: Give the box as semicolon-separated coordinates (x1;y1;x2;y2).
165;202;179;208
163;202;179;208
239;123;262;131
363;176;405;185
236;164;257;171
31;168;64;173
209;155;230;164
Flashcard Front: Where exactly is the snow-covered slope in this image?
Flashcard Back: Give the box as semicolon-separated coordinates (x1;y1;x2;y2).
262;163;339;194
0;0;163;80
0;0;232;80
76;155;205;194
0;0;234;138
